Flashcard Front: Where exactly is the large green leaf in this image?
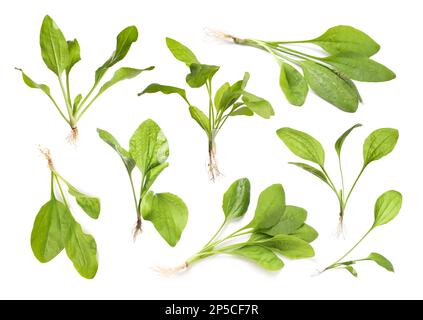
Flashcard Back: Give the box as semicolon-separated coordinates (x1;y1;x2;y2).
229;245;284;271
129;119;169;175
31;198;73;263
189;106;211;135
186;63;220;88
138;83;189;104
66;39;81;74
248;184;285;230
276;127;325;166
16;68;51;97
99;66;154;95
95;26;138;83
335;124;362;157
67;184;100;220
300;61;360;112
166;37;199;66
261;234;315;259
264;206;307;236
242;92;274;119
309;25;380;57
363;128;399;166
222;178;251;222
140;192;188;247
279;62;308;106
39;16;70;75
97;128;136;174
373;190;402;228
365;253;394;272
323;53;395;82
289;224;319;243
65;221;98;279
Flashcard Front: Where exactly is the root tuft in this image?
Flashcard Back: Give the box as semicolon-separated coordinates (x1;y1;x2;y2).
133;218;142;242
336;216;346;239
38;146;54;171
153;263;188;277
66;127;79;144
204;28;242;43
208;144;221;182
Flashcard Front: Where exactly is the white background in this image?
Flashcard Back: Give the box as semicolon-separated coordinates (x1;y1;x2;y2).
0;0;421;300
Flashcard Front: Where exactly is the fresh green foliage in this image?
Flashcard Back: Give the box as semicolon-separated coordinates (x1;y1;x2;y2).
277;125;399;229
139;38;274;180
98;119;188;245
17;15;153;140
323;190;402;277
31;151;100;279
226;25;395;112
184;178;317;271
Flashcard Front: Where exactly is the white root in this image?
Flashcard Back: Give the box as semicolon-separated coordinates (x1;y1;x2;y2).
153;263;189;277
66;127;79;145
208;144;221;182
38;146;54;171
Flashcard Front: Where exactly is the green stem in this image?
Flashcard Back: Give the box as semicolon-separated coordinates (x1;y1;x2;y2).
75;92;101;122
204;220;227;248
50;172;55;198
206;80;215;129
128;174;139;216
66;73;73;110
344;165;367;208
47;95;71;125
273;43;321;61
54;174;69;208
58;76;74;125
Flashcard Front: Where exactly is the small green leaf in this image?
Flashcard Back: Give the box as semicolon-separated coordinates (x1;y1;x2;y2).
344;265;358;277
288;162;329;185
363;128;399;166
335;124;362;157
140;192;188;247
373;190;402;228
95;26;138;83
65;221;98;279
229;246;284;271
16;68;51;96
279;62;308;106
73;94;83;113
276;127;325;166
222;178;251;222
186;63;220;88
289;224;319;243
264;206;307;236
214;82;230;110
67;184;101;220
261;234;315;259
31;198;73;263
189;106;211;134
242;92;274;119
129;119;169;175
97;128;136;174
66;39;81;74
138;83;189;104
323;53;396;82
365;253;394;272
249;184;285;230
309;25;380;57
166;37;199;66
230;107;254;117
39;15;70;75
300;61;360;112
142;162;169;195
99;66;154;95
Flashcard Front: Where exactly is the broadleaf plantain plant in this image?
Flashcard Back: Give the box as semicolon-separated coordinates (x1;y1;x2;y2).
139;38;274;180
17;15;153;141
276;124;399;232
219;26;395;112
322;190;402;277
97;119;188;245
162;178;318;273
32;149;100;279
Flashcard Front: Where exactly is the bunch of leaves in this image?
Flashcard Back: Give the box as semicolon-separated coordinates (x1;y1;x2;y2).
97;119;188;246
322;190;402;277
276;124;399;230
224;26;395;112
184;178;318;271
32;151;100;279
17;15;153;141
139;38;274;180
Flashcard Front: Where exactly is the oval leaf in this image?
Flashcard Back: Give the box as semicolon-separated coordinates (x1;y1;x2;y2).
373;190;402;228
189;106;211;135
261;234;315;259
186;63;220;88
67;184;101;220
289;224;319;243
138;83;189;104
166;37;199;66
230;107;254;117
66;39;81;74
279;62;308;106
277;127;325;166
129;119;169;175
363;128;399;166
335;124;362;157
264;206;307;236
140;192;189;247
300;61;360;112
222;178;251;222
99;66;154;95
229;246;284;271
365;253;394;272
242;92;274;119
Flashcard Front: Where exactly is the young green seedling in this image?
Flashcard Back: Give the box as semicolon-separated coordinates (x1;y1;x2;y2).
276;125;399;232
17;15;153;142
139;38;274;180
32;149;100;279
218;26;395;112
161;178;318;273
97;119;188;245
322;190;402;277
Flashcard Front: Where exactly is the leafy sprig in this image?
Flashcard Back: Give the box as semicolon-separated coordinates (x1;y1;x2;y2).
98;119;188;246
32;149;100;279
222;26;395;112
139;38;274;180
17;15;153;141
322;190;402;277
276;124;399;230
183;178;318;271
